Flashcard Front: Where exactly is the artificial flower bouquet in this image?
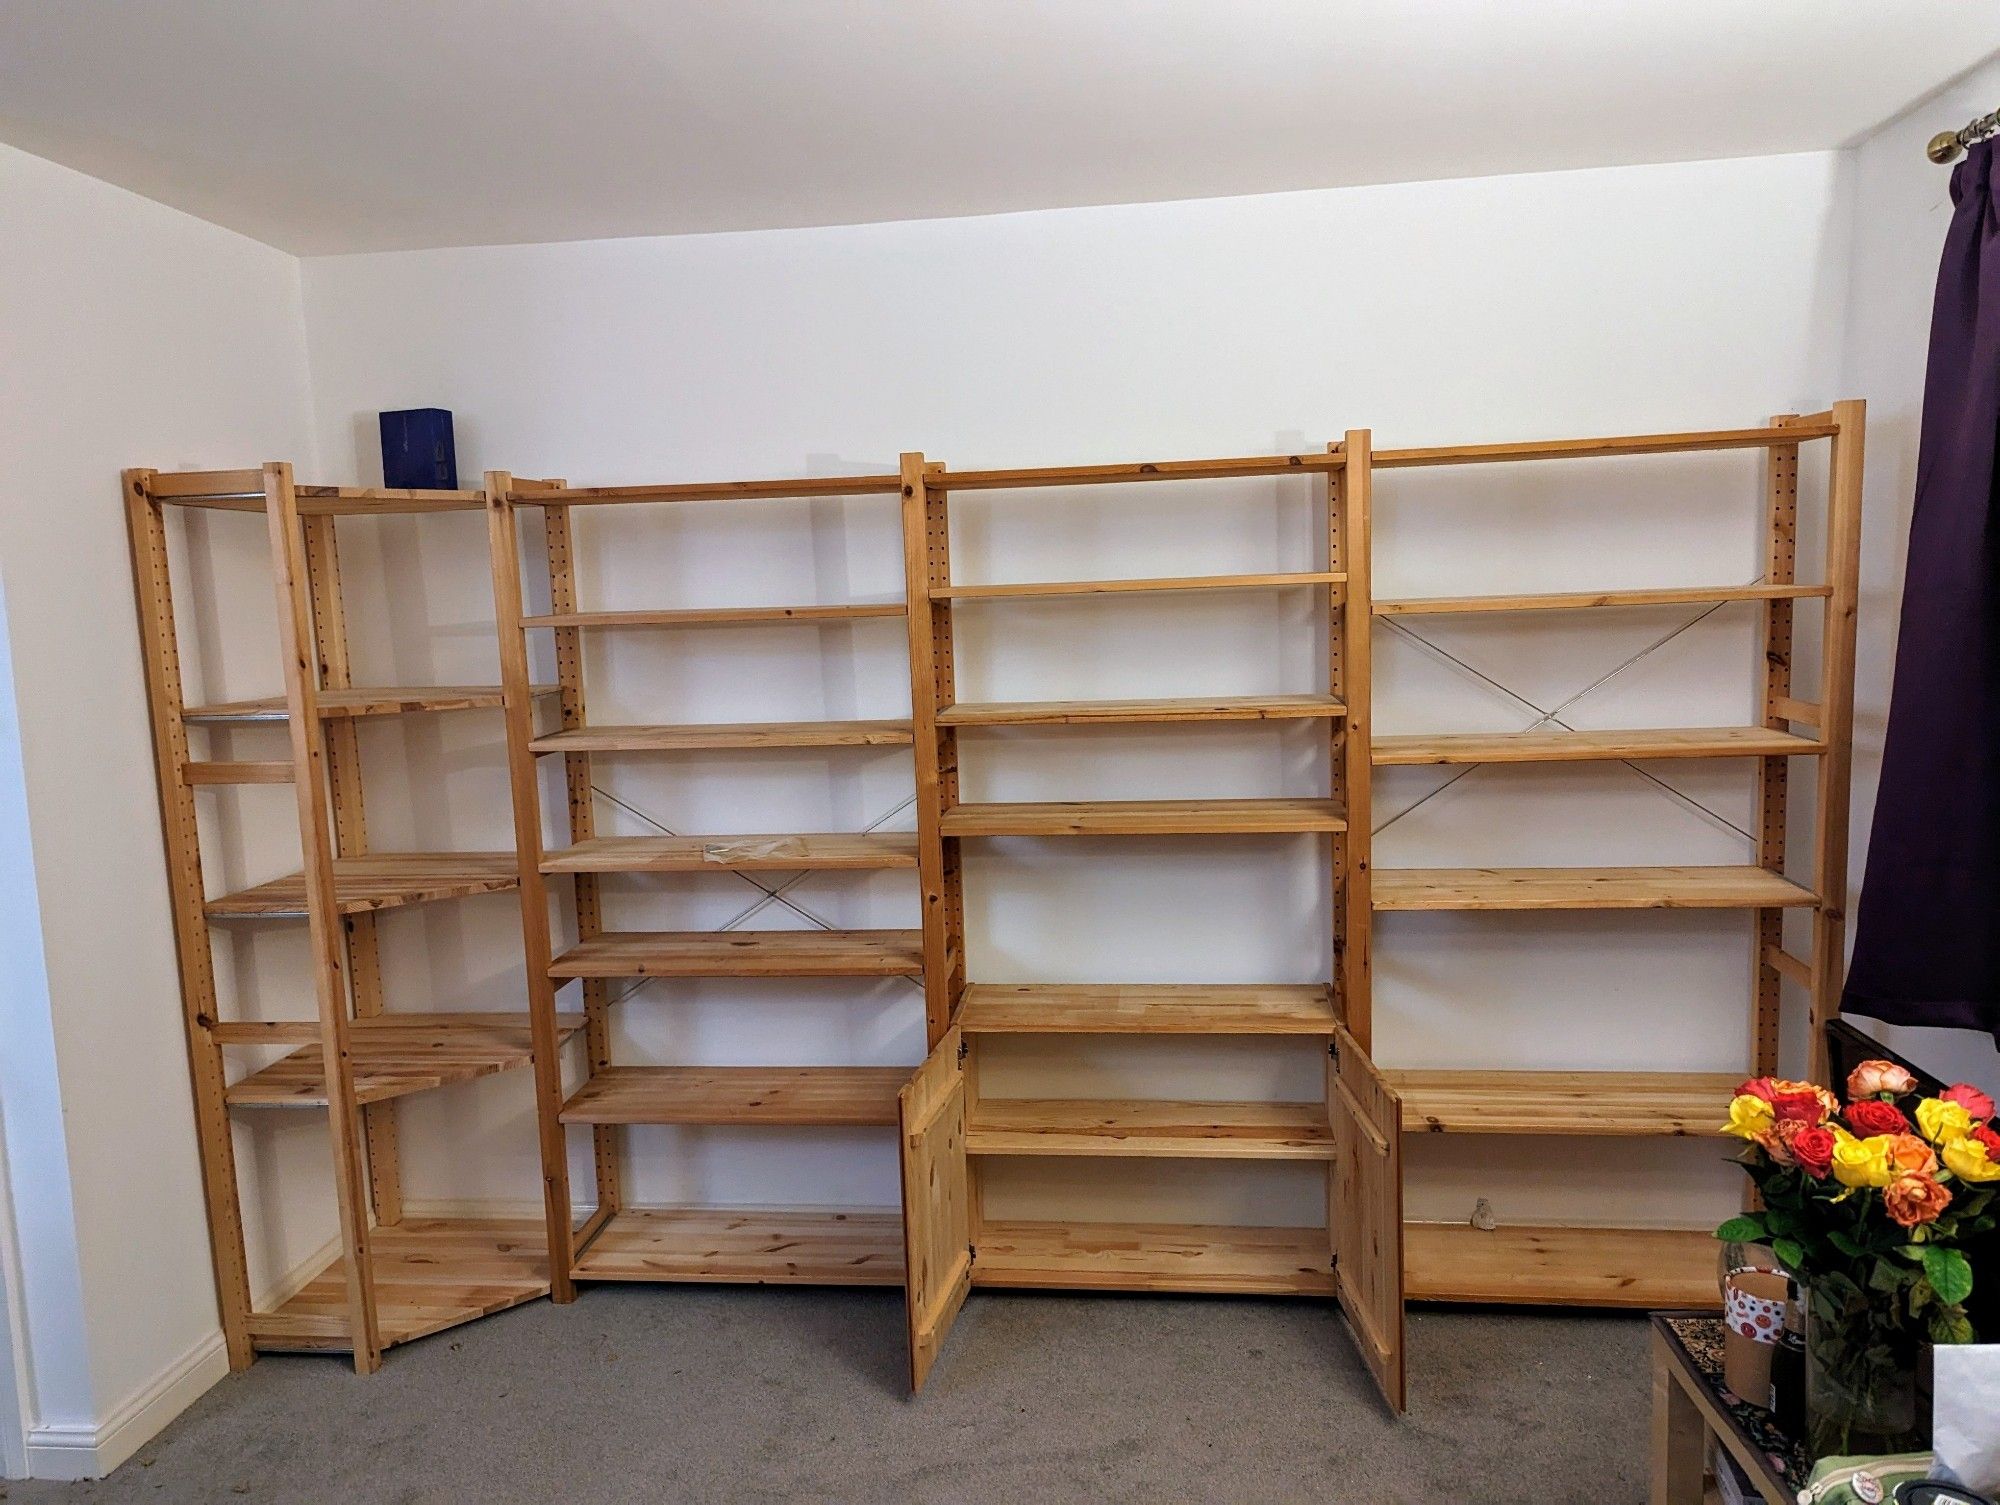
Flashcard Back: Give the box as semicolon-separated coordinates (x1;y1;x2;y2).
1717;1059;1999;1454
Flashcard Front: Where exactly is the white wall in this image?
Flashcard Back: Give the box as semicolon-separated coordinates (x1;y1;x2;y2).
0;143;321;1477
299;151;1859;1231
1836;64;2000;1096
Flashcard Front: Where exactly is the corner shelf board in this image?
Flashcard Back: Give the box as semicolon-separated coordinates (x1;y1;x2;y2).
205;852;521;919
246;1218;552;1353
184;684;557;722
1374;583;1834;617
225;1013;585;1108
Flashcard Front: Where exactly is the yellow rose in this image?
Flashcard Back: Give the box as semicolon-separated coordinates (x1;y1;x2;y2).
1942;1134;2000;1184
1832;1133;1895;1189
1917;1097;1975;1144
1722;1093;1776;1140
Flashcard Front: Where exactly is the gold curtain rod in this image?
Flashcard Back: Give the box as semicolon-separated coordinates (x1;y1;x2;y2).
1929;107;2000;163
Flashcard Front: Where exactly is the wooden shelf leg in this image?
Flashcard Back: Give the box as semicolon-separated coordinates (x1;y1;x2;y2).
486;472;579;1302
263;462;381;1373
124;470;256;1371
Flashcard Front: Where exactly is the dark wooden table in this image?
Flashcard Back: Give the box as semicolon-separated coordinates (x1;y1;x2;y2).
1652;1312;1812;1505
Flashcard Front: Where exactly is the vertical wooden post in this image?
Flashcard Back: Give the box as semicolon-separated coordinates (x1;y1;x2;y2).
1338;432;1375;1050
484;472;578;1300
901;454;963;1045
1748;419;1801;1079
1809;400;1866;1082
300;515;401;1225
123;469;256;1371
262;463;381;1373
540;498;621;1222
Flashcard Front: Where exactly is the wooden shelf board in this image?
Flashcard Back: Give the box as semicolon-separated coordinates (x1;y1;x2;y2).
532;720;913;753
522;474;902;506
570;1207;905;1285
972;1220;1334;1296
521;604;905;628
246;1218;551;1352
1372;865;1816;912
1405;1222;1721;1309
941;798;1345;837
206;853;520;919
938;694;1344;727
1374;726;1824;766
1373;423;1837;470
157;479;488;517
935;452;1346;491
1389;1070;1742;1136
1375;584;1832;617
560;1066;906;1126
551;928;923;978
968;1099;1333;1159
542;833;918;874
937;571;1345;600
224;1014;584;1109
958;983;1337;1035
184;684;556;723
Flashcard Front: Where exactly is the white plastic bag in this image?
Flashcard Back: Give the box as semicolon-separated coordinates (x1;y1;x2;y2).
1933;1343;2000;1494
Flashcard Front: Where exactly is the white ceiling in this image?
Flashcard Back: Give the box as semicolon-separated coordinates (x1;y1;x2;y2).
2;1;1995;256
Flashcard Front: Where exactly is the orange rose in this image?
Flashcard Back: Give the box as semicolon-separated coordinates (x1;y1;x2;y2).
1884;1132;1939;1177
1849;1059;1918;1099
1769;1079;1840;1123
1883;1173;1951;1228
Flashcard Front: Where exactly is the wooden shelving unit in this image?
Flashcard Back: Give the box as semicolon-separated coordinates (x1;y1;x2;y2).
1364;405;1866;1309
126;464;561;1374
894;441;1407;1409
483;468;939;1344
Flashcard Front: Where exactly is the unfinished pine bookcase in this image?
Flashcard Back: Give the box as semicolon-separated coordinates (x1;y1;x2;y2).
1364;404;1865;1309
896;440;1407;1409
483;469;940;1347
125;465;568;1375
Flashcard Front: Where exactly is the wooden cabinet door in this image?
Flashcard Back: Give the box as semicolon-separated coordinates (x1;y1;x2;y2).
1330;1022;1407;1413
899;1025;971;1394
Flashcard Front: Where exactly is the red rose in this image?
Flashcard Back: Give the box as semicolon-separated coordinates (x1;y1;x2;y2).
1772;1089;1828;1126
1735;1077;1779;1103
1972;1124;2000;1155
1943;1083;1997;1121
1791;1124;1837;1179
1845;1099;1911;1137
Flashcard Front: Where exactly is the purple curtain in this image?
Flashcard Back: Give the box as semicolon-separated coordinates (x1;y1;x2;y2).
1843;139;2000;1041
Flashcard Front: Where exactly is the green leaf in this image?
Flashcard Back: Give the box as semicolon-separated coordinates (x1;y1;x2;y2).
1930;1308;1976;1345
1772;1237;1806;1274
1715;1215;1766;1243
1924;1246;1975;1307
1829;1231;1864;1258
1870;1258;1909;1294
1764;1207;1801;1236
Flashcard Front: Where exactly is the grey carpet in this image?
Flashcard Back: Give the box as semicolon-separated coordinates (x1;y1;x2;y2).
6;1289;1651;1503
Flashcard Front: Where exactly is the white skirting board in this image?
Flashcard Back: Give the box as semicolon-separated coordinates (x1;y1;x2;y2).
20;1231;340;1481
